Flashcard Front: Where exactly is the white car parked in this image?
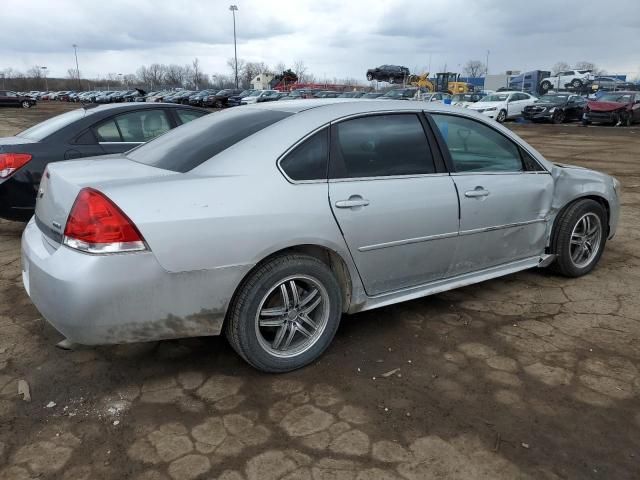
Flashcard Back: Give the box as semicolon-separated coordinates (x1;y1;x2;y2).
466;91;537;122
540;70;595;92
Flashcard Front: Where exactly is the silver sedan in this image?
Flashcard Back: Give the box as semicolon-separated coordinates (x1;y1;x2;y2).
21;100;620;372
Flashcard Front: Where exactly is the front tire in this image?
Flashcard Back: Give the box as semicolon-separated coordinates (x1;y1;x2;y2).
571;79;583;89
21;101;31;109
541;81;552;92
366;73;373;81
550;199;607;277
225;254;343;372
552;109;566;124
496;109;507;123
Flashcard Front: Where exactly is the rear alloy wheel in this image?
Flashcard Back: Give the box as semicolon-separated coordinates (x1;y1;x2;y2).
541;81;552;92
550;199;606;277
366;73;374;81
571;79;583;89
552;109;566;124
496;109;507;123
226;254;342;372
21;101;31;109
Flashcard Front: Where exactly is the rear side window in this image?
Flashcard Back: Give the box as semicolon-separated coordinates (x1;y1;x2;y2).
280;129;328;181
95;120;121;142
177;109;208;124
128;108;292;172
330;114;435;179
431;114;523;172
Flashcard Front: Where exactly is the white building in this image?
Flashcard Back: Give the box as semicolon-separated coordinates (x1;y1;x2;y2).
251;73;275;90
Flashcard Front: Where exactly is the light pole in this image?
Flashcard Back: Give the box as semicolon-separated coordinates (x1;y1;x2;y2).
229;5;238;88
486;50;490;75
118;73;123;87
72;44;81;90
40;66;48;91
0;73;4;89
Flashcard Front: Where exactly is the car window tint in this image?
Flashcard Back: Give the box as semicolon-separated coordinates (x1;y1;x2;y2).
177;109;208;124
18;108;86;141
431;114;523;173
115;110;170;142
280;129;328;181
331;114;435;179
128;108;293;173
95;120;122;142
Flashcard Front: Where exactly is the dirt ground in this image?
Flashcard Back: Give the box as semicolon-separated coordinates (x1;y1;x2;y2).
0;103;639;480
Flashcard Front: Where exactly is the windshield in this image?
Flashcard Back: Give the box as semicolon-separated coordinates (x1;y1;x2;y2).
599;94;632;103
18;108;86;141
479;94;508;102
128;108;292;172
538;94;569;103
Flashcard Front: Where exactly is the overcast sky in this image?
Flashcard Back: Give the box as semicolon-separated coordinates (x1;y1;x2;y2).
2;0;640;82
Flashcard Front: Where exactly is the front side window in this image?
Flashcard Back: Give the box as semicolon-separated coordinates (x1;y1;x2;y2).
431;114;523;173
331;114;435;179
280;129;328;181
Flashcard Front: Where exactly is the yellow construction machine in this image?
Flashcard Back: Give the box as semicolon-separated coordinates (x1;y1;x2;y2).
408;72;473;94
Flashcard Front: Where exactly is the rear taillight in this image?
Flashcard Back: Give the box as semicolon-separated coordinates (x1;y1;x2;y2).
0;153;32;179
63;188;147;254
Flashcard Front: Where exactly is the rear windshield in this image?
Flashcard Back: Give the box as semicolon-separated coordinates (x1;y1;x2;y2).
127;108;292;172
18;108;86;140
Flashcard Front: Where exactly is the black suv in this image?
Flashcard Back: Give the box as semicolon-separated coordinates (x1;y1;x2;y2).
366;65;410;84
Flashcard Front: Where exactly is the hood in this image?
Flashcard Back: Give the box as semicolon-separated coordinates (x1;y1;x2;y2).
527;100;564;109
587;100;628;112
468;101;503;110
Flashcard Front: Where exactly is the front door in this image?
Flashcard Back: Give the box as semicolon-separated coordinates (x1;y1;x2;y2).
328;113;459;296
430;113;554;275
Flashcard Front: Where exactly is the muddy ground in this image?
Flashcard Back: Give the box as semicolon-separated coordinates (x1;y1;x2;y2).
0;103;639;480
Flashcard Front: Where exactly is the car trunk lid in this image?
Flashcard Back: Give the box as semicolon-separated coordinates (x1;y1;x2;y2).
34;155;176;247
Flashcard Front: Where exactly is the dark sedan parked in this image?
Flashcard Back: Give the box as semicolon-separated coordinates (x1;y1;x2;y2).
0;103;209;221
522;93;587;123
206;89;244;108
0;91;37;109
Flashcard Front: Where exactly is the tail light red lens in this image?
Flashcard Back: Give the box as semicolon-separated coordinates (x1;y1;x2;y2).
63;188;147;254
0;153;32;179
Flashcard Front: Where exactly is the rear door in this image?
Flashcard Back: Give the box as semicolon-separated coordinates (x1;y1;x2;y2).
429;113;553;275
328;113;459;296
93;109;172;154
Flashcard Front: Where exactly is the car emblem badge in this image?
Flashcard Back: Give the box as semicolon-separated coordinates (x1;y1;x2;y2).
52;221;62;230
38;188;44;198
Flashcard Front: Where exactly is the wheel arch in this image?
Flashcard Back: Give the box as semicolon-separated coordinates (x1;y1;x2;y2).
547;194;610;252
227;243;356;325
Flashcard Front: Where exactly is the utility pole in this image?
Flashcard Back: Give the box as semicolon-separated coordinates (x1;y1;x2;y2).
72;44;81;90
229;5;239;88
0;73;4;89
486;50;490;75
40;66;48;91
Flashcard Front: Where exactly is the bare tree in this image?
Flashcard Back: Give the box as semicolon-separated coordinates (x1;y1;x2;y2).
574;61;603;74
463;60;487;78
191;58;203;90
165;64;186;87
552;61;571;75
274;62;287;75
26;66;43;79
293;60;308;83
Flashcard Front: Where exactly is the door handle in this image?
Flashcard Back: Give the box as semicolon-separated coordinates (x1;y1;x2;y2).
335;196;370;209
464;187;490;198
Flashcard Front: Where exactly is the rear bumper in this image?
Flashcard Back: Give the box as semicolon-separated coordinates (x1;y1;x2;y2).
21;218;250;345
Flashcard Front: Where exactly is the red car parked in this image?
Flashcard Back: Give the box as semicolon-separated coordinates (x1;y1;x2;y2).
585;91;640;126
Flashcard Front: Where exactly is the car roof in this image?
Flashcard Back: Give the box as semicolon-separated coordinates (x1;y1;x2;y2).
80;102;206;115
243;98;465;115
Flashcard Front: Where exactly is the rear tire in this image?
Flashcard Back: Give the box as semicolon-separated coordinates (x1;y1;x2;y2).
550;199;607;277
571;79;583;89
366;73;373;81
225;254;343;372
541;81;552;92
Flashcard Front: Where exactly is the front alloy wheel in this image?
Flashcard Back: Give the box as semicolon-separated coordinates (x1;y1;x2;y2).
550;199;606;277
226;254;342;372
496;109;507;122
21;101;31;109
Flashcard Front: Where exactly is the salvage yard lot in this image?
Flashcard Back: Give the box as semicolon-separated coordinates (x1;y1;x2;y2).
0;103;639;480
